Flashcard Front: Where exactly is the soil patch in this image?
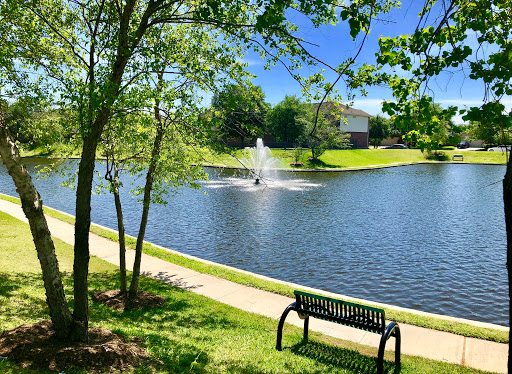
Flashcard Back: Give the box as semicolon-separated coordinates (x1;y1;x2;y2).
92;289;165;311
0;320;149;372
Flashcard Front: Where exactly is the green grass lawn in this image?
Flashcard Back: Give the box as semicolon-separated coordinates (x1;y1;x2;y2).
0;211;497;374
205;148;507;169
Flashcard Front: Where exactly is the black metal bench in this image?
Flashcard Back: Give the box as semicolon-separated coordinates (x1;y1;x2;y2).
452;154;464;161
276;291;401;374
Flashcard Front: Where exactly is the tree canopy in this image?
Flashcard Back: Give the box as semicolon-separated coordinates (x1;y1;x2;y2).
348;0;512;365
211;83;268;145
266;95;308;147
369;115;390;148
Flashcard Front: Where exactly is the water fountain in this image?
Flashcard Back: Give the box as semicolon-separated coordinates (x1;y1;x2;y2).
240;138;277;184
206;138;321;191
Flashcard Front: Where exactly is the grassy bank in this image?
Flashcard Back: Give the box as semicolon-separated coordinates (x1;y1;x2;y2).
0;193;508;345
206;148;508;169
19;145;508;169
0;211;497;373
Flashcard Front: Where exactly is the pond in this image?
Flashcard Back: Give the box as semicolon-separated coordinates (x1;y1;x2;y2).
0;160;508;326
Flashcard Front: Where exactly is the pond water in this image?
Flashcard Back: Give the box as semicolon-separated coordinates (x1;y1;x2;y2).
0;160;508;326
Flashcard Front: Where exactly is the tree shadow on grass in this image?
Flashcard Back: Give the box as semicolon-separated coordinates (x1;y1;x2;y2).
0;273;49;323
304;159;340;168
289;341;400;374
88;272;193;325
136;332;210;374
0;273;22;298
88;271;237;333
172;312;237;331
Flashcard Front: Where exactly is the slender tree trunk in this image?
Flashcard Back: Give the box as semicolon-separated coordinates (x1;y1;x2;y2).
128;71;165;303
0;102;72;339
127;127;164;303
112;168;127;294
73;120;105;341
503;153;512;372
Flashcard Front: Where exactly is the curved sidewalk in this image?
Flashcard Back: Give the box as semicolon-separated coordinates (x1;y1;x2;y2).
0;198;507;373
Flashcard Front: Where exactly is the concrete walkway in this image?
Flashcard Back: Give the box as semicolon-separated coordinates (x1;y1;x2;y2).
0;198;508;373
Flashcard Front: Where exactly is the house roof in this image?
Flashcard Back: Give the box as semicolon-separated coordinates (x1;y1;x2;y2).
312;102;372;117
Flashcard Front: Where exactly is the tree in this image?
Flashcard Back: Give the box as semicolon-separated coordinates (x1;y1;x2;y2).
266;95;308;148
300;106;351;161
467;120;512;146
0;102;73;339
267;96;301;146
369;115;390;148
211;83;268;147
18;0;346;341
0;2;74;340
102;111;149;296
126;73;208;304
403;103;457;152
350;0;512;367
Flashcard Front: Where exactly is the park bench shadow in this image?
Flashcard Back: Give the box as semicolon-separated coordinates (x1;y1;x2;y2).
289;340;401;374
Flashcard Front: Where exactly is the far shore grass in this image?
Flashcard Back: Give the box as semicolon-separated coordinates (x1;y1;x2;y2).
21;146;508;170
204;148;508;170
0;210;498;374
0;192;508;345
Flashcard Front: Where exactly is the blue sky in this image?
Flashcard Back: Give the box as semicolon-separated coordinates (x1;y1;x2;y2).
240;3;510;124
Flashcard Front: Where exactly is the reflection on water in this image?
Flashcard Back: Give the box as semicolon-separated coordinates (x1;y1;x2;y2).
0;160;508;325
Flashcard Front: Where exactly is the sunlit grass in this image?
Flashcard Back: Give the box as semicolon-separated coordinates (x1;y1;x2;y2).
204;148;507;169
0;212;496;373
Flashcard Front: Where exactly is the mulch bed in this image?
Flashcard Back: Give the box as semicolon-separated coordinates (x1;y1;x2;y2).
92;289;165;311
0;291;166;372
0;320;149;372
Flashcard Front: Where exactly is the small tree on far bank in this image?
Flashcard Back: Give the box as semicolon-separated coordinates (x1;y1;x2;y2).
369;115;390;148
300;108;351;162
467;119;512;146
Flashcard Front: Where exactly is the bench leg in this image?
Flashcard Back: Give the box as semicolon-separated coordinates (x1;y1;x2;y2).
276;302;296;351
377;322;401;374
394;324;401;367
303;316;309;342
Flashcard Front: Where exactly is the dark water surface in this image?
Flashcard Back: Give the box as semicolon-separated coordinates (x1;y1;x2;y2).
0;160;508;326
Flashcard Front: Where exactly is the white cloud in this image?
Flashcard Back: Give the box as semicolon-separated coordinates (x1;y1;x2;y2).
439;98;512;108
241;57;264;66
351;98;388;116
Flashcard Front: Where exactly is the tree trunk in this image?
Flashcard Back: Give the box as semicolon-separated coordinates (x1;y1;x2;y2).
127;127;164;303
0;102;72;340
73;122;105;341
112;168;127;294
128;71;165;303
503;154;512;372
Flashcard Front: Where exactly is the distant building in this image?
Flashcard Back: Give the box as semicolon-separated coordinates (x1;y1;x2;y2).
313;102;371;148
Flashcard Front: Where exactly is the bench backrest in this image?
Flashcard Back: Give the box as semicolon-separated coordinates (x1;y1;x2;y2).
294;291;386;335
